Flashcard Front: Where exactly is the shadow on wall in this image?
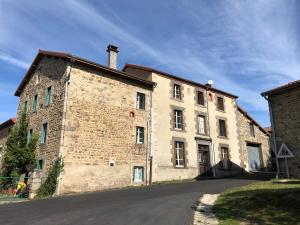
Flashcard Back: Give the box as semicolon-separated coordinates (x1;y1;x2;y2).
195;160;272;180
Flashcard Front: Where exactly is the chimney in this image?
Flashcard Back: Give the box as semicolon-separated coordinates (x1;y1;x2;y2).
107;44;119;69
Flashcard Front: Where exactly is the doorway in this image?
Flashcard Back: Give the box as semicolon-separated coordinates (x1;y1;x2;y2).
247;144;262;171
198;144;210;175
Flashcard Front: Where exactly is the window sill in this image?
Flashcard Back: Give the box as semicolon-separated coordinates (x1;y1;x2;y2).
171;97;184;102
218;136;228;140
216;109;226;113
171;128;186;133
174;166;187;169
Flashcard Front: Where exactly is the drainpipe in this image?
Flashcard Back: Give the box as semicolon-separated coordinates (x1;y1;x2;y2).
148;83;156;185
56;57;74;195
262;94;280;178
205;86;216;177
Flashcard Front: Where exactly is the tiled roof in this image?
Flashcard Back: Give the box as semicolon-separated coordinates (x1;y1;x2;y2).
261;79;300;96
123;63;238;99
15;50;155;96
0;118;16;130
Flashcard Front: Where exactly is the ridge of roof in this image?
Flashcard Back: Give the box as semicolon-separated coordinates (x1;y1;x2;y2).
0;118;16;130
123;63;238;99
261;79;300;97
15;50;155;96
237;105;270;136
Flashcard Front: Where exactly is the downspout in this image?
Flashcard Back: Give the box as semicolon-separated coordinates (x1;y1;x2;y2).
148;83;156;185
56;58;74;195
205;86;216;177
263;94;280;178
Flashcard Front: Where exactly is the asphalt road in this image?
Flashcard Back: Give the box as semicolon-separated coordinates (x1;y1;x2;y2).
0;177;263;225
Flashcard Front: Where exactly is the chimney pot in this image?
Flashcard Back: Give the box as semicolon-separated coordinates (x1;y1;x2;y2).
107;44;119;69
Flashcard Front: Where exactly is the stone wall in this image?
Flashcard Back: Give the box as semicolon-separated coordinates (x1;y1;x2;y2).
59;64;151;194
17;56;68;174
237;109;270;171
269;87;300;178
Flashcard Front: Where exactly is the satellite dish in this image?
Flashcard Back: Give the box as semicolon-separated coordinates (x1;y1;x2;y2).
207;80;214;86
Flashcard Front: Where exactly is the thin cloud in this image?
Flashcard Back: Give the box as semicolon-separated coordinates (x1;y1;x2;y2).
0;52;29;69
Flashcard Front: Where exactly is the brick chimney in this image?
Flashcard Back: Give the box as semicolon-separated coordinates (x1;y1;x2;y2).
107;44;119;69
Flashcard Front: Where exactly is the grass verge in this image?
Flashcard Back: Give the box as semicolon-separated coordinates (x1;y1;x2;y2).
213;180;300;225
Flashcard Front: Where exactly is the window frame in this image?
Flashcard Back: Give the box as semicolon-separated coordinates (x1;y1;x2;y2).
136;126;144;144
197;91;205;106
27;129;33;143
136;92;146;110
249;123;255;137
174;109;183;130
218;119;227;137
221;146;230;169
197;115;206;135
175;141;185;167
217;96;225;111
40;123;48;144
32;94;38;112
23;101;28;112
36;159;44;170
133;166;144;182
173;84;181;100
44;86;52;107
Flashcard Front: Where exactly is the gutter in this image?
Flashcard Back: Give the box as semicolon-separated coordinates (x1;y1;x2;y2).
262;94;280;178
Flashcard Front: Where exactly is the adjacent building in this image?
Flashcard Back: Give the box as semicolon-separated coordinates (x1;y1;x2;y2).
0;118;16;168
262;80;300;178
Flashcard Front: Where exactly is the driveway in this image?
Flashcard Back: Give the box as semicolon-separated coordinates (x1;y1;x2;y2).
0;176;266;225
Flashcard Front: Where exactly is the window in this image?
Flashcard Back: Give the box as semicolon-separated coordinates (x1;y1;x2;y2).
133;166;144;182
198;115;206;135
27;129;33;143
175;141;185;167
36;70;41;84
41;123;48;144
250;123;255;137
136;92;146;110
173;84;181;99
23;101;28;112
217;97;224;111
136;127;144;144
174;110;183;129
197;91;205;105
44;86;52;106
36;159;44;170
32;94;38;112
219;119;227;137
221;147;229;169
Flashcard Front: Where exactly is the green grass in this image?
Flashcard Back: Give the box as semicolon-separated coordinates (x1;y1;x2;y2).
213;180;300;225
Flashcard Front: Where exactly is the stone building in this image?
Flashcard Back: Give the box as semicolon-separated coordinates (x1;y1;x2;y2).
237;106;270;172
123;64;270;182
15;46;154;194
262;80;300;178
0;118;16;168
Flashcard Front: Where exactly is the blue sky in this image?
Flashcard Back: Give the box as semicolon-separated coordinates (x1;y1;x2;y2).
1;0;299;126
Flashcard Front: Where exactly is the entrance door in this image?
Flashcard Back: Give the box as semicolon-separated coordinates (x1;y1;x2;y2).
247;144;261;171
198;144;210;175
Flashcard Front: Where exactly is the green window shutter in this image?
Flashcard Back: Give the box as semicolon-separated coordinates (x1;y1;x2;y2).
32;95;38;112
45;86;52;106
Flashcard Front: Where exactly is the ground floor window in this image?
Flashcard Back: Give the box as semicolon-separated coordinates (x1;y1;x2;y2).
175;141;185;167
221;146;229;169
36;159;44;170
133;166;144;182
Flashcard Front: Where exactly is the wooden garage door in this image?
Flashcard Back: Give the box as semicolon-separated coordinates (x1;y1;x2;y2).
247;144;261;171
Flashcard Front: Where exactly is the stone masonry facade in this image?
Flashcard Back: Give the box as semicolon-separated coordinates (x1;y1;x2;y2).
268;87;300;178
237;107;270;172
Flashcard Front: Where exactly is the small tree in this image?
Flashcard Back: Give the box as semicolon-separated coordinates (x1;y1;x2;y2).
1;112;37;180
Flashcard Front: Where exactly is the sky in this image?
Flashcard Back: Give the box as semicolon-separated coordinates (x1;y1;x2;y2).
0;0;299;126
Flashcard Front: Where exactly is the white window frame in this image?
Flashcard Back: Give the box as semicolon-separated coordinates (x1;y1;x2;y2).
198;115;206;134
133;166;144;182
136;127;144;144
173;84;181;99
221;147;229;169
174;110;183;129
136;92;146;110
175;141;184;167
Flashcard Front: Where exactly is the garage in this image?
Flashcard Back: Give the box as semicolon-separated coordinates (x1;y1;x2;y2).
247;144;262;171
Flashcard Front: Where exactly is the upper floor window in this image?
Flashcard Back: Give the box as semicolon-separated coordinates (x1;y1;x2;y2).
173;84;181;100
27;129;33;143
174;109;183;130
41;123;48;144
198;115;206;135
136;126;144;144
44;86;52;106
217;97;224;111
250;123;255;137
36;69;41;84
32;94;38;112
136;92;146;110
23;101;28;112
197;91;205;105
175;141;185;167
218;119;227;137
